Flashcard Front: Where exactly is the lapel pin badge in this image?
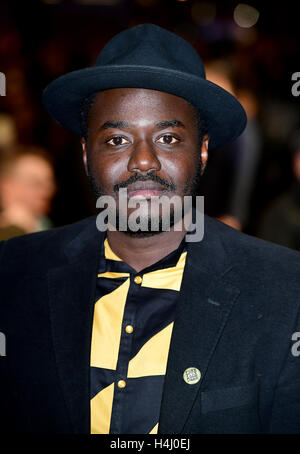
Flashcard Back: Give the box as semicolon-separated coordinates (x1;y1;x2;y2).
183;367;201;385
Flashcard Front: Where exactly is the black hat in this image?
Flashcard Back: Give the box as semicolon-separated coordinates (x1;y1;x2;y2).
43;23;247;150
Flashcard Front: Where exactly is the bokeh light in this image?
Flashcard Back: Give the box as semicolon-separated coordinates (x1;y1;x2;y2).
233;3;259;28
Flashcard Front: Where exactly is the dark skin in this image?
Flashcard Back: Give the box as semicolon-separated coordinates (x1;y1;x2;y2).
81;88;209;272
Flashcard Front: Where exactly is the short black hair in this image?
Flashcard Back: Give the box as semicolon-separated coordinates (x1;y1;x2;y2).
80;91;208;145
80;92;97;142
191;104;208;146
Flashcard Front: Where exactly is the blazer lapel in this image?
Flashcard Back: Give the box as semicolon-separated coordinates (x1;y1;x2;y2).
158;216;240;434
47;217;104;434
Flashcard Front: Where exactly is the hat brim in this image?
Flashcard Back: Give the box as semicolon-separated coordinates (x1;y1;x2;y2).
42;65;247;150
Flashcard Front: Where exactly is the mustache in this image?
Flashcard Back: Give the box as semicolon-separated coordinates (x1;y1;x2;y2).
113;173;176;193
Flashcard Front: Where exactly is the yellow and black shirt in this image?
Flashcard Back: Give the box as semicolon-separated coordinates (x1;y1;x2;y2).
90;236;188;434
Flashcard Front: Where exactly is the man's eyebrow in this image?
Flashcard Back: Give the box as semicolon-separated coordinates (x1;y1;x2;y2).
154;120;185;129
99;121;130;131
98;119;185;131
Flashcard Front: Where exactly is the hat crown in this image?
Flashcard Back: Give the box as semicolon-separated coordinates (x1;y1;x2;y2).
43;23;247;150
95;23;206;79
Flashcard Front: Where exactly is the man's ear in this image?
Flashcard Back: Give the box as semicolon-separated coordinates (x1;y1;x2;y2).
200;134;209;175
81;137;88;176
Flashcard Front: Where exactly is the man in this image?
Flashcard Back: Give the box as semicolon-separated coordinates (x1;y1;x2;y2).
1;24;300;434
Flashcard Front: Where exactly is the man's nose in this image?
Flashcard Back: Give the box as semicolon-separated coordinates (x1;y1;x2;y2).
127;140;161;173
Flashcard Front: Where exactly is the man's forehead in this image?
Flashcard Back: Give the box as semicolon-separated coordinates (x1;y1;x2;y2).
98;119;186;130
92;87;194;109
89;88;197;122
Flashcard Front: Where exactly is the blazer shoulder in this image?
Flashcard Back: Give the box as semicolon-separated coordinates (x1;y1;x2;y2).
207;216;300;284
0;215;97;273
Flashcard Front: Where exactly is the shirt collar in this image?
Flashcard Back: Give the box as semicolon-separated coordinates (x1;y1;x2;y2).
98;234;187;275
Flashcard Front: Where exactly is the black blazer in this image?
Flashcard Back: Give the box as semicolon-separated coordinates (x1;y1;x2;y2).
1;215;300;434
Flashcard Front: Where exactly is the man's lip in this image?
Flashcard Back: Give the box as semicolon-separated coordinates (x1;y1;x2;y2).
127;189;165;199
124;181;169;198
126;181;167;191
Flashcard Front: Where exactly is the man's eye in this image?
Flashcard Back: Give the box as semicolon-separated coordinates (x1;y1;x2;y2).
106;136;130;146
156;135;179;145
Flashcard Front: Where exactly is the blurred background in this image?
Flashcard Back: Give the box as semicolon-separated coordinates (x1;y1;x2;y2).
0;0;299;248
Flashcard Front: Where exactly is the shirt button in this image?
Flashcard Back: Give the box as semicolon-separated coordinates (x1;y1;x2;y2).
125;325;134;334
134;275;142;284
118;380;126;389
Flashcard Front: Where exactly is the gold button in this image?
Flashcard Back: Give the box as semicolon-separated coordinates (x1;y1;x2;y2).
118;380;126;389
134;275;142;284
125;325;134;334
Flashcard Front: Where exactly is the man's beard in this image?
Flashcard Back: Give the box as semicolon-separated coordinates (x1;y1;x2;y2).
87;154;203;237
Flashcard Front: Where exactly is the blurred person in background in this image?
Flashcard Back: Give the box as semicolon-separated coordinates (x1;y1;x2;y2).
0;145;56;240
226;86;262;229
203;59;262;231
259;131;300;250
198;58;241;227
